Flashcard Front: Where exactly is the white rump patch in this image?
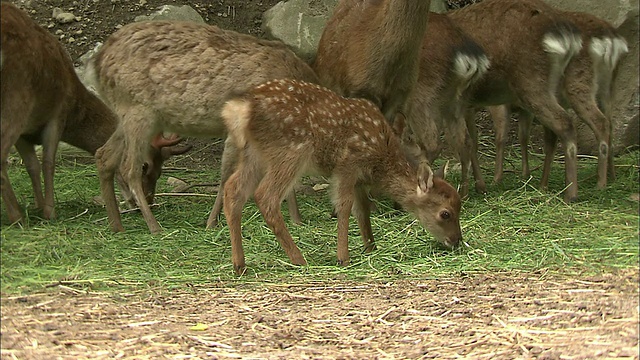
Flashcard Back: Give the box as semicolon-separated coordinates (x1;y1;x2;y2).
590;36;629;68
453;53;490;80
542;32;582;56
221;99;251;148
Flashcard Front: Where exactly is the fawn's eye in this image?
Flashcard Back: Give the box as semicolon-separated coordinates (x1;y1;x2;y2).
142;163;149;175
440;210;450;220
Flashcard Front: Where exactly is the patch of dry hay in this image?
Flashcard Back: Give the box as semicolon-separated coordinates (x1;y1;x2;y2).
2;270;638;359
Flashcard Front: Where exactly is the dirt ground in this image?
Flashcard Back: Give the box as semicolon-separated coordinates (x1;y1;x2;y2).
2;1;639;359
2;271;638;359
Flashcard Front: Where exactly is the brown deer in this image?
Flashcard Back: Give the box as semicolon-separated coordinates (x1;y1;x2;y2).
448;0;584;202
313;0;432;124
401;12;490;199
488;11;628;187
221;78;462;275
0;3;178;224
91;21;319;233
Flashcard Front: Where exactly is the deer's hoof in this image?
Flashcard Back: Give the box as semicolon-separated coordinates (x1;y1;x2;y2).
337;259;350;267
234;264;247;276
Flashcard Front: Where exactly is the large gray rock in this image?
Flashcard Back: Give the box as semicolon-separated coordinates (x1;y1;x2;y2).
134;5;205;23
262;0;338;62
543;0;638;27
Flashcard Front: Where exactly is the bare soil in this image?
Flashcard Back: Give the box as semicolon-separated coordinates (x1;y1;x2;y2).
2;1;638;359
2;271;638;359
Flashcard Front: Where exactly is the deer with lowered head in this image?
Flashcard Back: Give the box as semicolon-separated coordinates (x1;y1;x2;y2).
313;0;432;124
400;12;490;199
91;21;319;233
221;78;462;275
0;2;180;224
487;10;628;187
447;0;584;202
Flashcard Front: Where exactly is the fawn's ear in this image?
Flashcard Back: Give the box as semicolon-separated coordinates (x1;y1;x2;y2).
417;160;434;196
434;160;449;179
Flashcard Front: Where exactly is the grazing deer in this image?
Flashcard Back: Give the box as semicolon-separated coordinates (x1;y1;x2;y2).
313;0;432;124
448;0;584;202
488;11;628;187
222;79;462;275
91;21;319;233
401;12;490;199
0;3;175;224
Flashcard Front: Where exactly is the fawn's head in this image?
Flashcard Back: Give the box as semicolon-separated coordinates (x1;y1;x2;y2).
406;162;462;249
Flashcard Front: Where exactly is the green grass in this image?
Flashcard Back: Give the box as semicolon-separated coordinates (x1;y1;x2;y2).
1;148;638;294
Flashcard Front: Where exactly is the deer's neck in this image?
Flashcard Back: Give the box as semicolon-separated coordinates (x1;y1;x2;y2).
62;87;118;155
376;1;430;48
375;153;418;207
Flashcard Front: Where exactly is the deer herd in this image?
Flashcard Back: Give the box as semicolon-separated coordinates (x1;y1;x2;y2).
0;0;629;274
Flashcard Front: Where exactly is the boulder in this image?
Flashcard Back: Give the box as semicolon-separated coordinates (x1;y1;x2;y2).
543;0;637;27
134;5;205;23
262;0;338;62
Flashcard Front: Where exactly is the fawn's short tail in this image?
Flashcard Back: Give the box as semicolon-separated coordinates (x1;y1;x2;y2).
221;98;252;149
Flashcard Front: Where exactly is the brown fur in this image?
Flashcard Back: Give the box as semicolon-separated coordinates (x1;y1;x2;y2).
448;0;584;202
92;21;319;233
0;2;161;224
313;0;431;122
402;12;490;199
489;11;628;188
222;79;462;275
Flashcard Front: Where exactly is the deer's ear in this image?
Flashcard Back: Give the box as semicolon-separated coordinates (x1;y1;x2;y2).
434;160;449;179
416;160;434;196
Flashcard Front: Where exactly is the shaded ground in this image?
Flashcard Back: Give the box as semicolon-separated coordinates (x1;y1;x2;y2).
2;271;638;359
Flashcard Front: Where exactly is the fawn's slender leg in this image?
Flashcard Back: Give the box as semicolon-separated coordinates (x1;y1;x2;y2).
222;167;261;274
331;175;357;266
209;139;303;229
253;165;306;267
353;185;376;253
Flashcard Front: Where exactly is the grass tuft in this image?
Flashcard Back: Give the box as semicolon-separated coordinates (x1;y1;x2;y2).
1;150;638;294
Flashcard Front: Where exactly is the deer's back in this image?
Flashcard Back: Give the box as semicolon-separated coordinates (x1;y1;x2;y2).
94;21;319;137
448;0;572;105
1;3;82;135
246;80;401;176
314;0;430;100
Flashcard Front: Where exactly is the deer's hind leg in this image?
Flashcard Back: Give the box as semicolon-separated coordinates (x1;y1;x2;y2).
252;155;307;267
